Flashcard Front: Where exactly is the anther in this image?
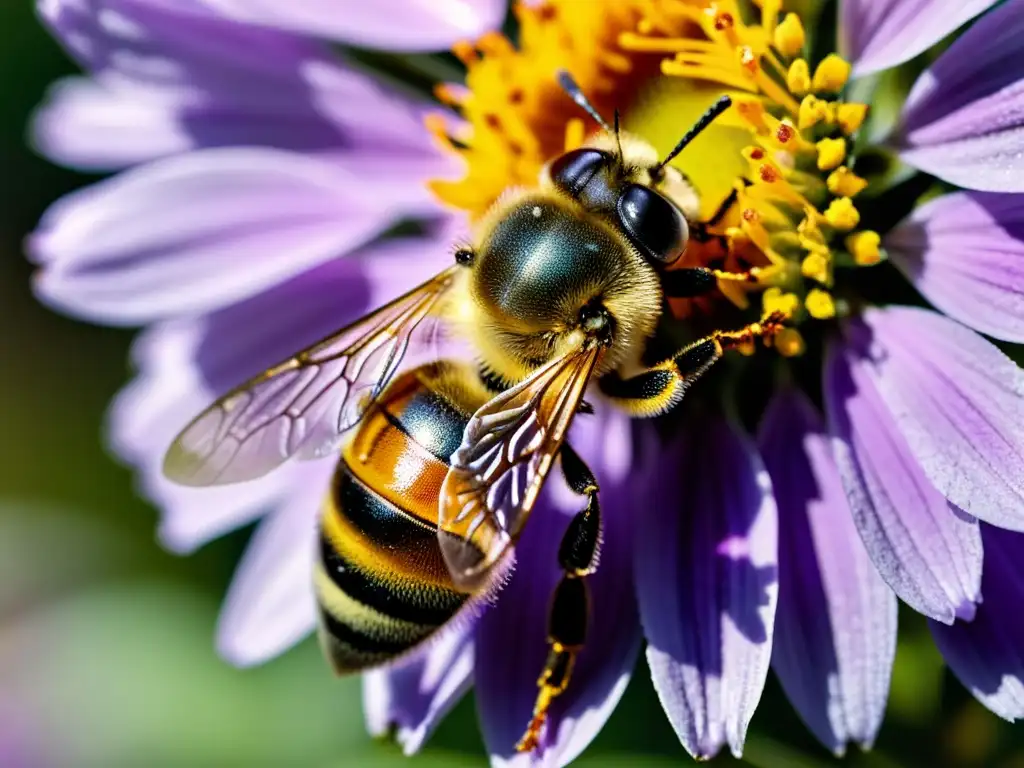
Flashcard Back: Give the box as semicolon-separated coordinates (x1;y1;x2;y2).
812;54;851;93
824;197;860;230
827;166;868;197
759;164;779;183
786;59;811;95
816;137;847;171
805;289;837;319
774;13;805;58
776;123;795;144
713;11;734;31
846;230;883;265
836;103;869;135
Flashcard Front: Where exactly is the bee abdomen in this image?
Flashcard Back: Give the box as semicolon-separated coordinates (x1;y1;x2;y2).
316;367;474;673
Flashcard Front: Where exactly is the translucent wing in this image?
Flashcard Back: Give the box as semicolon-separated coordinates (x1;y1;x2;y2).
164;267;457;487
437;343;602;588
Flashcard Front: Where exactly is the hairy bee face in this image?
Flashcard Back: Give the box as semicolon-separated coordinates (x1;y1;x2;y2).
468;195;661;380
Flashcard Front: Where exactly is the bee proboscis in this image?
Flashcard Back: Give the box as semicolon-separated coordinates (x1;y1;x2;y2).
163;71;785;752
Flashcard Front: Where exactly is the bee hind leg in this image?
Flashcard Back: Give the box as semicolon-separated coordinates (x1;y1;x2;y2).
516;443;600;753
598;311;788;417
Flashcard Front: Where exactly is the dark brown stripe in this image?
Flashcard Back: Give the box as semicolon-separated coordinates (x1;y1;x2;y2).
318;606;412;655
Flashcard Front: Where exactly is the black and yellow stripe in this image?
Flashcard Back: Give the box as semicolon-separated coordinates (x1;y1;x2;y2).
315;365;480;673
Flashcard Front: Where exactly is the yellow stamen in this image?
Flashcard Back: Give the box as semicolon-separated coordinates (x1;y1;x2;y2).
826;166;868;197
786;59;811;96
812;54;851;93
836;103;869;135
824;197;860;230
773;13;806;58
762;287;801;317
805;289;836;319
815;137;847;171
798;95;830;130
801;253;830;284
774;327;805;356
846;230;883;265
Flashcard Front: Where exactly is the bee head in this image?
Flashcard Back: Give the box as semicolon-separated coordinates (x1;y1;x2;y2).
548;71;732;269
548;146;692;268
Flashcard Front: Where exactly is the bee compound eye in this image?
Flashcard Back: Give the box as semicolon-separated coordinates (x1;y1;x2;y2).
549;148;610;196
616;183;689;266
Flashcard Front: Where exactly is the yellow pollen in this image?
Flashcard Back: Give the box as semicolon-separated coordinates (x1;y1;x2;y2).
826;166;868;197
836;103;869;135
738;45;759;75
846;230;883;265
805;289;836;319
800;253;830;285
774;327;805;356
824;198;860;230
762;287;801;317
773;13;806;58
798;95;830;130
786;59;811;96
812;54;851;93
816;137;847;171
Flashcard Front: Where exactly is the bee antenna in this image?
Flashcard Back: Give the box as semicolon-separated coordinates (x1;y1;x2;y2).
556;69;613;135
655;95;732;173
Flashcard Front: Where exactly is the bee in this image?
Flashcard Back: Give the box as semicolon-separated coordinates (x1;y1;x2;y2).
163;72;784;752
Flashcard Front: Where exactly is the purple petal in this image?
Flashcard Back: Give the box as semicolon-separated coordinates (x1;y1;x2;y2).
29;147;437;324
215;457;333;666
197;0;508;52
887;192;1024;343
363;623;475;754
857;307;1024;531
109;321;287;552
840;0;1000;77
896;0;1024;192
476;410;641;767
759;388;897;754
635;416;778;760
824;338;983;623
34;0;437;169
931;524;1024;721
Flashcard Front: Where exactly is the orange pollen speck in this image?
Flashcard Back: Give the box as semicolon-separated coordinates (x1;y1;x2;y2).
714;11;734;30
750;148;765;160
759;164;779;183
776;124;794;144
740;46;758;73
743;208;759;222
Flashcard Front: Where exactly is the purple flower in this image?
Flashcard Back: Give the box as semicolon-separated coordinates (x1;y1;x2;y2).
27;0;1024;763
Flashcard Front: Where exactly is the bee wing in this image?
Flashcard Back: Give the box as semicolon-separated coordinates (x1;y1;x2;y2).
437;343;602;589
164;267;457;487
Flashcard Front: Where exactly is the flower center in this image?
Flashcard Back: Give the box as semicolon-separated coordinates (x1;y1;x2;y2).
430;0;880;357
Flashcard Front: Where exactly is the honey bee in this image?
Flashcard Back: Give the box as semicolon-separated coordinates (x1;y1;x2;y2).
163;72;784;752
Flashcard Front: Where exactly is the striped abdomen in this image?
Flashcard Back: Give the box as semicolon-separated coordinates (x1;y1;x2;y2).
315;364;476;673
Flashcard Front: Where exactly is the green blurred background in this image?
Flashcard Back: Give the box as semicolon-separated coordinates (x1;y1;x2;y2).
0;2;1020;767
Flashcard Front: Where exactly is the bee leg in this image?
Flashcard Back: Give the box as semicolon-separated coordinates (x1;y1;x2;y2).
516;444;600;753
598;311;788;417
661;267;719;298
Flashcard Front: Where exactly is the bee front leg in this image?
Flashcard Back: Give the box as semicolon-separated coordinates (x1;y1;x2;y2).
516;443;600;753
598;312;787;417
